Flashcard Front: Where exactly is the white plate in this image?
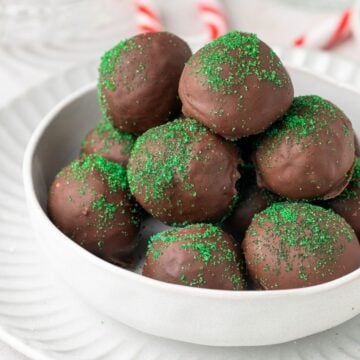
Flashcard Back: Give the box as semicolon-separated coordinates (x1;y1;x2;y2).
1;48;360;359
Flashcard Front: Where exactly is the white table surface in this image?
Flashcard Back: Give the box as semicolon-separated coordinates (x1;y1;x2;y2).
0;0;359;359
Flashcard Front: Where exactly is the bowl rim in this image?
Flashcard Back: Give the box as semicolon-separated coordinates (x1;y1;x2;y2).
23;63;360;300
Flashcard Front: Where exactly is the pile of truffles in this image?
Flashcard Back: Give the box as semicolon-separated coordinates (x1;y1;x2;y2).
48;31;360;291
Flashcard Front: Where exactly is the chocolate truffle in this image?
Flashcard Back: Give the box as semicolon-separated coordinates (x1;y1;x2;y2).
355;136;360;156
81;120;136;166
143;224;247;290
178;31;294;140
224;183;277;241
328;158;360;237
242;202;360;290
98;32;192;134
48;154;140;266
255;96;356;200
127;118;240;225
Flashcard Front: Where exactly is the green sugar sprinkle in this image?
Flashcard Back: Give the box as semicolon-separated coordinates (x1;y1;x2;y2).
278;206;298;223
353;158;360;179
256;202;354;252
147;224;244;288
97;36;143;121
92;195;119;220
249;202;356;283
95;120;136;150
150;223;223;243
259;95;343;148
82;120;136;156
67;154;128;192
338;158;360;200
127;118;208;202
55;154;139;241
99;37;138;90
92;195;120;231
149;223;238;265
190;31;285;95
150;224;224;264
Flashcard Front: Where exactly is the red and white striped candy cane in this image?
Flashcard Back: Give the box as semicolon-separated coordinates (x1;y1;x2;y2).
133;0;163;34
197;0;229;41
293;7;354;50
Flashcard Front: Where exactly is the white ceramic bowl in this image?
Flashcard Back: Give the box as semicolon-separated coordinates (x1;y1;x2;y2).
23;65;360;347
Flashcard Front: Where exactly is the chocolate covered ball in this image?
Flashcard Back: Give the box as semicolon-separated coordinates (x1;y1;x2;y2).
178;31;294;140
48;154;140;266
255;96;356;200
81;120;136;166
127;118;240;225
98;32;192;134
328;158;360;237
224;183;277;241
143;224;247;290
242;202;360;290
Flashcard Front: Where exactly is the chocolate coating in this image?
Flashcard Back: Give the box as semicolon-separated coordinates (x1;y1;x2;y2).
81;120;136;166
355;135;360;156
143;224;247;290
242;202;360;290
98;32;192;134
224;183;277;240
127;118;240;225
328;158;360;238
179;31;294;140
255;96;356;200
48;154;140;266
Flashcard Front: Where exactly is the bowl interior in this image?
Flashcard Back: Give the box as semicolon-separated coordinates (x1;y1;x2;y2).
31;86;100;212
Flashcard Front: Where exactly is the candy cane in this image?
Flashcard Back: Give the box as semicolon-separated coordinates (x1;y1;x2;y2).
133;0;163;34
293;7;354;50
197;0;229;41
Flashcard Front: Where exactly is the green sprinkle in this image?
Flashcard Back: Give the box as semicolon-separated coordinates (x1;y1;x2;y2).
82;120;136;159
249;202;357;282
258;95;344;150
128;118;206;201
353;158;360;179
67;154;128;192
190;31;285;96
92;196;119;220
127;118;238;225
258;202;354;252
127;118;238;222
150;223;223;247
146;224;245;289
97;36;143;121
278;206;298;223
94;120;136;152
338;158;360;200
99;38;138;90
54;154;139;242
230;274;243;287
